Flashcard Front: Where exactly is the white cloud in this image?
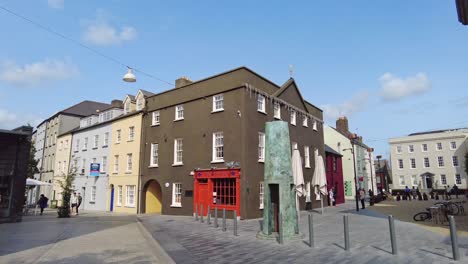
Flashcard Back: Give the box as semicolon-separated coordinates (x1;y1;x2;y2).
0;59;79;87
379;72;430;102
322;91;369;121
0;109;42;129
47;0;64;9
82;13;137;46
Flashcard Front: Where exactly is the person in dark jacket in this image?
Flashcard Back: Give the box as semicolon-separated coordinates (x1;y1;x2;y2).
37;194;48;215
452;185;459;199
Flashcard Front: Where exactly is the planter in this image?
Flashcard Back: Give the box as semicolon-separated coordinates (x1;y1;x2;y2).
57;206;70;218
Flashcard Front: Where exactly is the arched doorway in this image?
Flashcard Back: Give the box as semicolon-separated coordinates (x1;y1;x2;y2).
144;180;162;214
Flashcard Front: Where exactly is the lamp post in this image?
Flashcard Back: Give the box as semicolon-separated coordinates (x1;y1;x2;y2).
343;133;359;212
376;155;383;190
368;148;375;194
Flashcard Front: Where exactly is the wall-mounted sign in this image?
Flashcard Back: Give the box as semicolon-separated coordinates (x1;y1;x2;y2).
90;163;100;177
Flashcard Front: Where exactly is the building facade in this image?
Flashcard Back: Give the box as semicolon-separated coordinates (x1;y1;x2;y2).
389;128;468;192
70;103;124;211
52;132;73;206
140;67;325;219
107;90;152;214
325;145;345;205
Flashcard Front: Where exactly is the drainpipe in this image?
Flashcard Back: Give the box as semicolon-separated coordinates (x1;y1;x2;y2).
137;111;147;214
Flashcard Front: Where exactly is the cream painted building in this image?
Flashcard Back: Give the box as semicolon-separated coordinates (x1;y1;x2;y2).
52;132;73;206
389;128;468;191
324;125;356;199
108;90;153;213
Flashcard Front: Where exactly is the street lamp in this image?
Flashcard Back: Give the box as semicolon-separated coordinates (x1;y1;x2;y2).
367;148;375;194
343;133;359;212
123;67;136;82
376;155;383;191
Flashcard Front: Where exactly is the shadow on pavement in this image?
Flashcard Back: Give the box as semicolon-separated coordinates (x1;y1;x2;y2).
0;212;135;256
419;248;452;260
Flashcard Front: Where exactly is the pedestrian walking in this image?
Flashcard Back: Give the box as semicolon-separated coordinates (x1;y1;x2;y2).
37;194;48;215
359;188;366;209
452;184;459;199
76;193;83;215
329;187;336;206
405;186;411;201
411;187;417;200
71;192;78;215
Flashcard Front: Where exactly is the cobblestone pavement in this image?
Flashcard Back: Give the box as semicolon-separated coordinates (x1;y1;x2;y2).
368;198;468;235
0;211;172;264
139;202;468;264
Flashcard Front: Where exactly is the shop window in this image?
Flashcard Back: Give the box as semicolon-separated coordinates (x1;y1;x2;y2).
213;178;237;205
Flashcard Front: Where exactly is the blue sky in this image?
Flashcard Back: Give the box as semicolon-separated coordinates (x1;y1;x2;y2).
0;1;467;158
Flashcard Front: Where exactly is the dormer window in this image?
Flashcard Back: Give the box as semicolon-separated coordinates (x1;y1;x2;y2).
136;97;144;111
124;102;130;114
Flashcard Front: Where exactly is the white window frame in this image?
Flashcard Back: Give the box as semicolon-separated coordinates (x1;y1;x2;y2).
292;142;298;152
136;97;144;111
396;146;402;154
81;158;86;173
257;95;266;113
437;156;444;167
259;182;264;209
116;130;121;144
304;146;310;168
212;94;224;112
398;159;404;169
152;111;160;126
441;174;447;185
455;174;461;185
302;116;308;127
124;102;130;114
90;186;96;202
125;185;136;207
450;141;457;150
423;157;430;168
114;155;119;173
128;126;135;141
411;175;418;186
436;142;443;151
175;105;184;121
150;143;159;167
101;156;107;173
273;102;281;119
93;135;99;148
410;158;416;169
258;132;265;162
399;176;405;186
408;145;414;153
290;110;296;126
452;156;459;167
117;185;123;206
173;138;183;165
171;183;182;207
83;137;88;150
103;132;109;146
212;132;224;163
421;144;428;152
126;153;133;172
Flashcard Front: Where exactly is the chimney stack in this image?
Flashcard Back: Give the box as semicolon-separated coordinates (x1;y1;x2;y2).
175;76;193;88
111;100;123;108
336;117;349;134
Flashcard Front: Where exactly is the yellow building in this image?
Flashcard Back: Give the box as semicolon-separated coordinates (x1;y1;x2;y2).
52;132;73;206
107;90;153;213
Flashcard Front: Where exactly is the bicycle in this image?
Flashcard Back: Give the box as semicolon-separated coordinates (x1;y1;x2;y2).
434;201;460;216
413;204;450;222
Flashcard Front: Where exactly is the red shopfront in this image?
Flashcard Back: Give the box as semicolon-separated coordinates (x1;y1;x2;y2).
193;168;241;217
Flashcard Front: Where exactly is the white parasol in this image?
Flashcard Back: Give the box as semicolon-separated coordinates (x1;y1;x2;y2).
26;178;52;186
311;148;327;214
292;148;305;218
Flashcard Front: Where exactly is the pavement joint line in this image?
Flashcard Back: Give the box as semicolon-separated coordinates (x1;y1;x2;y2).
136;216;176;264
31;221;72;264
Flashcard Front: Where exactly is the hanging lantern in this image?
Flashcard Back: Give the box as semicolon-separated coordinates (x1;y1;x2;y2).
123;68;136;82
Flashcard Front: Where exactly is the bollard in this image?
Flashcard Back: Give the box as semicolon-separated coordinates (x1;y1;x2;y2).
207;206;211;225
233;210;238;236
344;214;350;251
200;204;204;223
388;215;398;255
222;208;226;232
308;214;314;248
449;216;460;261
278;212;283;244
214;207;218;228
195;204;198;221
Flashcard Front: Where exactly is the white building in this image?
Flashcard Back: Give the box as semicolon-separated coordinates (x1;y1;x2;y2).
70;102;124;211
389;128;468;192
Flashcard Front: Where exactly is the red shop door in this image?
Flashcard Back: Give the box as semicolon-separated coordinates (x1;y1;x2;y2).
198;183;211;215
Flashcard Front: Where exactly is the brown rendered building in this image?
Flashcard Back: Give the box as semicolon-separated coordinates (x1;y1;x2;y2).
140;67;325;219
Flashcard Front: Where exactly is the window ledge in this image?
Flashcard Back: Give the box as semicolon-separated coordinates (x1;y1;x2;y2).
257;110;267;115
211;160;224;164
89;201;95;204
172;163;184;167
149;165;159;168
92;147;98;150
170;204;182;208
125;171;132;174
303;124;308;128
115;142;121;145
305;166;311;169
125;205;136;208
290;123;296;126
102;145;108;148
313;128;318;131
258;160;264;163
82;149;87;152
274;116;281;120
174;118;184;122
151;124;160;127
112;172;118;175
211;109;224;113
127;140;134;142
